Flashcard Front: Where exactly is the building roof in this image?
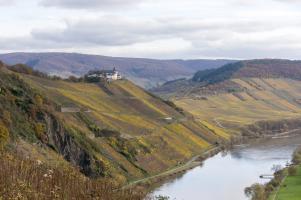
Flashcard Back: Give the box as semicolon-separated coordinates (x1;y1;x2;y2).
87;68;117;75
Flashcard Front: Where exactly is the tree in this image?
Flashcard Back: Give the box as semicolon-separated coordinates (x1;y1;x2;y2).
292;149;301;165
245;183;266;200
0;122;9;150
34;94;43;107
288;166;298;176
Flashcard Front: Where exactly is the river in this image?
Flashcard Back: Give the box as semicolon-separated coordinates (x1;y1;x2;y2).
152;134;301;200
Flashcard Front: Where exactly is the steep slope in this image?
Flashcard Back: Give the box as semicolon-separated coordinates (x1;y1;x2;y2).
0;52;234;88
0;62;227;184
154;59;301;136
153;59;301;97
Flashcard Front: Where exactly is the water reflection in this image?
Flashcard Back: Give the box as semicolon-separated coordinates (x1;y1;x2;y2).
152;135;301;200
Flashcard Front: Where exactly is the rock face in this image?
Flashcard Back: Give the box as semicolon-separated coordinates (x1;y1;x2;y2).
44;114;105;177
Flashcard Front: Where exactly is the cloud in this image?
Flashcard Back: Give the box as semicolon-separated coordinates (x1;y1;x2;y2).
0;0;15;6
28;16;288;47
1;15;301;59
39;0;142;9
2;0;301;59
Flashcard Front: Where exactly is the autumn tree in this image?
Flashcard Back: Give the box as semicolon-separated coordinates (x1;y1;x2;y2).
34;94;43;107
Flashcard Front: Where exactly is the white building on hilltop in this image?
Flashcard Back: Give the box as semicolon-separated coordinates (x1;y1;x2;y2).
87;67;122;81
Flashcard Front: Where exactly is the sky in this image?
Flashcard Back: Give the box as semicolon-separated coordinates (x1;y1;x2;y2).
1;0;301;59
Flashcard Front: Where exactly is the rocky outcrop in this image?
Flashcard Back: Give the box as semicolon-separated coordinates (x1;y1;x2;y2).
44;114;105;177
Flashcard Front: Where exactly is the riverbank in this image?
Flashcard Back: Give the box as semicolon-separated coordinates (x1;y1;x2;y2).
153;134;301;200
123;146;222;190
125;118;301;192
267;148;301;200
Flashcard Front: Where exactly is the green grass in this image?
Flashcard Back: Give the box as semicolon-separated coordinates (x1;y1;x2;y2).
275;166;301;200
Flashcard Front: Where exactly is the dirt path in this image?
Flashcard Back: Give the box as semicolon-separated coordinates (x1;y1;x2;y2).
123;147;219;189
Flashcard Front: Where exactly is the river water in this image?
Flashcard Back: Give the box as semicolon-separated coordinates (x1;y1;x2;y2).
152;134;301;200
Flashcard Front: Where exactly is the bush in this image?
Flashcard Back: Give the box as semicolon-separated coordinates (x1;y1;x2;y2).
292;148;301;165
34;94;44;107
0;122;9;150
1;110;12;126
34;123;46;140
245;183;266;200
288;166;298;176
8;64;48;78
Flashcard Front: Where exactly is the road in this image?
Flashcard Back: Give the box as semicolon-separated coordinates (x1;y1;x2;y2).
123;147;219;189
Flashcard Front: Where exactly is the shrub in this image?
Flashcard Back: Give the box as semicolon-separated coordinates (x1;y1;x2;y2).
1;110;12;126
288;166;298;176
0;152;146;200
245;183;266;200
34;94;44;107
8;64;48;78
34;123;46;140
0;122;9;150
292;148;301;165
163;100;184;113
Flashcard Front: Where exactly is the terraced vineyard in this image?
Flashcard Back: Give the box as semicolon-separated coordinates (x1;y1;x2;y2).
0;64;229;184
174;78;301;135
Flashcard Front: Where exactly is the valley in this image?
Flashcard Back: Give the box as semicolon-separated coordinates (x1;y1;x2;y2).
1;59;301;200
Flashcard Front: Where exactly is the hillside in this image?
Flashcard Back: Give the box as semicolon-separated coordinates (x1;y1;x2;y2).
0;52;234;88
152;59;301;97
0;61;231;187
153;59;301;136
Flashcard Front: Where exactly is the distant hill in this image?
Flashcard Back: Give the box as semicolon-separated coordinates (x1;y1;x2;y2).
152;59;301;97
152;59;301;139
192;59;301;83
0;52;235;88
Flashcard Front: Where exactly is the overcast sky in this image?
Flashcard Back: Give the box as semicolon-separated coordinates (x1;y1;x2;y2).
1;0;301;59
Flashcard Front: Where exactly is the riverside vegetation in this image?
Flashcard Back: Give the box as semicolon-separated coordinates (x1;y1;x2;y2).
244;147;301;200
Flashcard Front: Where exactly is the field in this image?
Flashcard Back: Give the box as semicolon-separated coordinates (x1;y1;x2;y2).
275;165;301;200
174;78;301;134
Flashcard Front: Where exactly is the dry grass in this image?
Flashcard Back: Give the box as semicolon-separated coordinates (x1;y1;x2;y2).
0;152;146;200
